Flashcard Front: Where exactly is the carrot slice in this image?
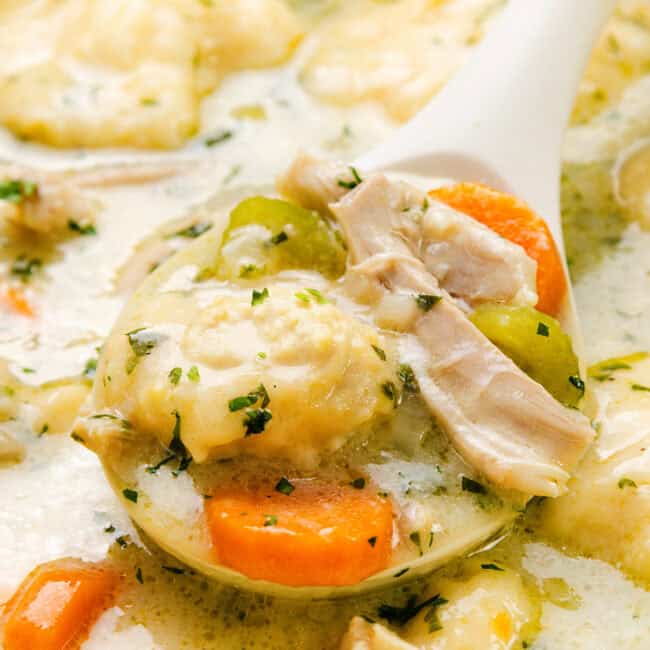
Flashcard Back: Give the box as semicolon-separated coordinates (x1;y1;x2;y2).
2;559;118;650
205;480;393;586
4;286;35;317
429;183;566;315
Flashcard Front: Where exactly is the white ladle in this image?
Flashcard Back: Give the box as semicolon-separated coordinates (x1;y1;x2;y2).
357;0;616;336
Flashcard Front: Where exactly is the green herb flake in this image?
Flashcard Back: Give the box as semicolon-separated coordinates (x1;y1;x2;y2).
398;364;419;393
461;476;487;494
569;375;585;393
275;477;295;496
631;383;650;392
305;288;329;304
161;565;186;575
378;594;448;628
70;431;85;444
173;221;213;238
251;288;269;306
38;423;49;436
104;524;115;533
135;567;144;584
381;381;399;407
264;514;278;527
294;291;310;303
337;166;363;190
83;358;98;379
257;351;267;359
243;408;272;435
21;367;35;374
618;477;637;489
415;294;442;312
204;130;233;147
229;384;270;413
481;563;504;571
239;264;258;278
146;454;175;474
115;536;129;549
269;231;288;245
393;568;409;578
169;367;182;385
368;536;378;547
372;345;386;361
122;488;139;503
67;219;97;236
11;255;42;280
350;477;366;489
187;365;200;382
409;531;422;556
537;322;550;337
0;179;37;204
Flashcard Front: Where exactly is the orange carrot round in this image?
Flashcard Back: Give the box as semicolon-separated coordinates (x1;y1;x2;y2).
429;183;566;315
205;480;393;586
2;559;118;650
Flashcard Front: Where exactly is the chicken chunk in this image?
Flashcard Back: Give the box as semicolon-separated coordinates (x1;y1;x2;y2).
280;154;538;309
330;175;593;496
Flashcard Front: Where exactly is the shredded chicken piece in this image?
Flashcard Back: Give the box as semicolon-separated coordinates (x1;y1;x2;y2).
0;162;179;235
280;153;538;308
340;617;415;650
329;174;593;497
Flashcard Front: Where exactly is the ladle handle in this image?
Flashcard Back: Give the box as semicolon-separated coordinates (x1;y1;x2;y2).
358;0;617;236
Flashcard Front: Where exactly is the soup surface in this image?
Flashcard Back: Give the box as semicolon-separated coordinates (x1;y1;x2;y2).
1;1;650;648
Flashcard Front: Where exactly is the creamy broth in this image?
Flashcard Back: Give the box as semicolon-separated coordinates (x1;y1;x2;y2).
1;1;650;649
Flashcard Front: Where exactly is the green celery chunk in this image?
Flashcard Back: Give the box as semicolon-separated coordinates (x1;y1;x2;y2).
470;304;584;407
215;196;346;280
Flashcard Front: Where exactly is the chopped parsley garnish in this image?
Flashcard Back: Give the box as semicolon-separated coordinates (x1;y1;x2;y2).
631;383;650;392
305;288;329;304
398;364;419;393
618;477;637;489
104;524;115;533
173;456;192;476
21;367;35;374
393;568;409;578
125;327;164;374
239;264;258;278
251;288;269;306
368;536;377;547
168;410;187;457
569;375;585;393
0;179;37;204
415;294;442;312
187;365;200;382
537;322;550;337
169;367;182;385
204;130;233;147
141;98;158;106
378;594;448;630
173;221;213;238
461;476;487;494
269;231;288;245
481;563;504;571
243;408;272;435
38;423;49;436
122;488;139;503
257;351;267;359
350;477;366;489
372;345;386;361
67;219;97;235
115;536;129;549
83;358;98;379
161;565;186;575
229;384;270;412
135;567;144;584
11;255;42;280
146;454;175;474
70;431;85;444
337;166;363;190
275;477;295;496
89;413;132;430
264;514;278;527
381;381;399;407
410;531;423;556
295;291;310;303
